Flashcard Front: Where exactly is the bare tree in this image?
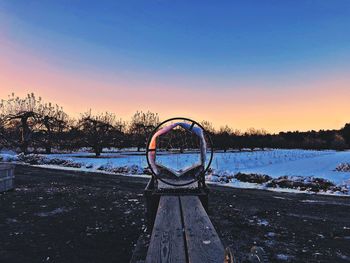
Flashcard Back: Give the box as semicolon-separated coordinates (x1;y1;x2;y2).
244;128;268;150
0;116;7;150
245;128;268;136
129;111;159;151
77;111;117;156
36;102;69;153
216;125;233;152
0;93;42;154
112;119;127;149
331;133;347;150
200;120;216;134
341;123;350;148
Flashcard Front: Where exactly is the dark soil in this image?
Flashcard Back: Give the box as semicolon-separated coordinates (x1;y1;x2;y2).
209;186;350;262
1;165;350;263
0;165;147;263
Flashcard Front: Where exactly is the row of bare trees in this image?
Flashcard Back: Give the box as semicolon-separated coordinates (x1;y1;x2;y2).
210;126;350;152
0;93;160;155
200;114;350;151
1;93;350;155
0;93;68;154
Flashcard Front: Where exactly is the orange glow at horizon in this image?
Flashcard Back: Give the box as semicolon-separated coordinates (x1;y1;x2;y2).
1;36;350;134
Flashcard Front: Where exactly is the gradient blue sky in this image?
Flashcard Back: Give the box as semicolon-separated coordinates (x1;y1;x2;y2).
1;1;350;132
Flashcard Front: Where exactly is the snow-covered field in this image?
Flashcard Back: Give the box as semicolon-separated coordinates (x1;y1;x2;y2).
1;149;350;195
210;149;350;185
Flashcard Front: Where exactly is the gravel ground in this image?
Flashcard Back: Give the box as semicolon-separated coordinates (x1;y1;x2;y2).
0;165;350;263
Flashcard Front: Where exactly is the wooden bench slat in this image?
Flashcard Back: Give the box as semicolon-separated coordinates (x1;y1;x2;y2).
0;165;14;192
157;180;198;190
145;196;186;263
180;196;225;263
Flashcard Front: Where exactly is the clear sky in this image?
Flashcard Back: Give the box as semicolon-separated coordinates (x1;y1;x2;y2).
1;1;349;133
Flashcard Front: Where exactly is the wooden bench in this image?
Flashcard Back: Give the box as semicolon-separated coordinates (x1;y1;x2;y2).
0;163;15;192
145;195;225;263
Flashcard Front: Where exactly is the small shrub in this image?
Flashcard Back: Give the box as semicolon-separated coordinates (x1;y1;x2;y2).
266;176;338;192
234;173;272;184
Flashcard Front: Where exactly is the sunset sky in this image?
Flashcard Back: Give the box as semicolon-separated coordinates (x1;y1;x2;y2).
1;1;350;133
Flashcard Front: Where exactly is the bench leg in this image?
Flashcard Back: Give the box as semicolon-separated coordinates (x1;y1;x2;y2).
144;192;160;231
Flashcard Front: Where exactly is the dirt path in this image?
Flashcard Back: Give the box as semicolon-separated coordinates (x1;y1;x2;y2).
0;165;349;262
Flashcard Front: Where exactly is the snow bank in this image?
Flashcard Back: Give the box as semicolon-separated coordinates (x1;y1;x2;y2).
205;169;349;195
335;163;350;172
1;149;350;195
1;152;146;176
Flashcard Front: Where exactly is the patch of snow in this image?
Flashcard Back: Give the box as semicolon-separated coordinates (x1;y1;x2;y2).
273;196;287;200
300;200;325;203
276;254;293;261
36;207;71;217
256;219;269;226
266;232;276;237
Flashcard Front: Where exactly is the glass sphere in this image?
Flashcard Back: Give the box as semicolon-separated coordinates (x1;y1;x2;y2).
146;118;213;187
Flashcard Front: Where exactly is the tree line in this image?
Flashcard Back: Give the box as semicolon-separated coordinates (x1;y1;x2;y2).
0;93;349;156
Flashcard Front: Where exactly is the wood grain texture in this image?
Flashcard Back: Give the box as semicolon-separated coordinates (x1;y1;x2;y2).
157;180;198;190
145;196;186;263
180;196;225;263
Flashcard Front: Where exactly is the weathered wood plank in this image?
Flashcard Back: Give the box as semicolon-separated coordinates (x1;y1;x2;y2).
157;179;198;190
145;196;186;263
0;164;14;192
0;163;15;171
180;196;224;263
